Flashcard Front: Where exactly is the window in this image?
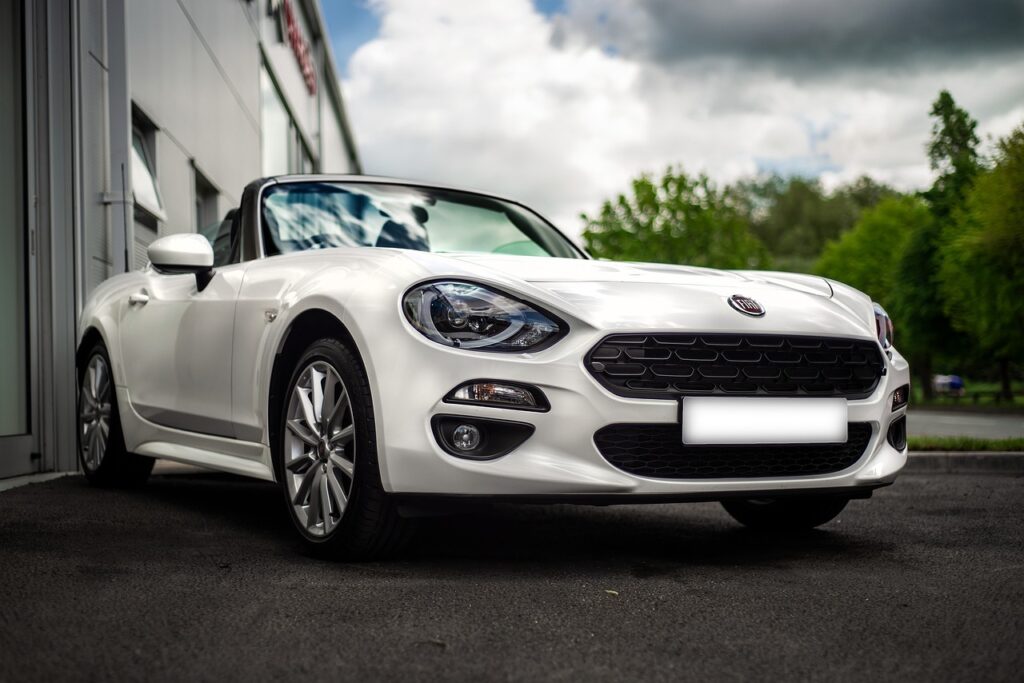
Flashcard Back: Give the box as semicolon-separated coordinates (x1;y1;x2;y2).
131;126;163;219
194;167;219;233
261;182;582;259
194;168;240;266
200;209;240;268
261;68;290;176
0;0;28;436
261;66;317;175
131;110;164;268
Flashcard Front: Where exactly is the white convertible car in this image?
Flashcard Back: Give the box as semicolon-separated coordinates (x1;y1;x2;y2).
78;175;910;558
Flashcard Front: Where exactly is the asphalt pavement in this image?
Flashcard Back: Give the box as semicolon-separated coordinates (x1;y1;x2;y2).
907;409;1024;439
1;471;1022;682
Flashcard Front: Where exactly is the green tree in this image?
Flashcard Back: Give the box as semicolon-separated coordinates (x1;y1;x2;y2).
735;175;895;273
925;90;982;220
893;90;981;397
814;195;926;307
582;167;769;269
939;126;1024;399
839;175;899;213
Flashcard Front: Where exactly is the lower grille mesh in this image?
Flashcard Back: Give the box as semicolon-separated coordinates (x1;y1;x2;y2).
594;422;873;479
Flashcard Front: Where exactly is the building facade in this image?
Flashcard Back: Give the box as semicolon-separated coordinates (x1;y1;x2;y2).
0;0;360;479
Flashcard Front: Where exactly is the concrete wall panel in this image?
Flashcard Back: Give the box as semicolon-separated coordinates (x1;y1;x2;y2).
155;131;195;234
79;36;111;292
127;0;259;206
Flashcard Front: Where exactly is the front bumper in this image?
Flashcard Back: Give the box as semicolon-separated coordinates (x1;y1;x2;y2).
370;326;910;498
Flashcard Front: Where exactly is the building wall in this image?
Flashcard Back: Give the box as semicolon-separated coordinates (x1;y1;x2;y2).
0;0;361;479
84;0;361;277
126;0;260;226
79;0;115;296
0;0;80;478
261;2;318;143
320;84;351;173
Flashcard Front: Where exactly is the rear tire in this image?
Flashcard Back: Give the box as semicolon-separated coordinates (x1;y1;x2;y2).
274;337;414;560
721;496;849;531
77;341;154;487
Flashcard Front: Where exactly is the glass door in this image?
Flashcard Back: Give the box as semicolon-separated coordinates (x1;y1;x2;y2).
0;0;39;478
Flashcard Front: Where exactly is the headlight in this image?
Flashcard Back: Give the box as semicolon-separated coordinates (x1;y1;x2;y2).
403;281;565;352
873;302;894;349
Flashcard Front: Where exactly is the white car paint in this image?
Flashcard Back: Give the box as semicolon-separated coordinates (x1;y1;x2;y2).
78;180;909;500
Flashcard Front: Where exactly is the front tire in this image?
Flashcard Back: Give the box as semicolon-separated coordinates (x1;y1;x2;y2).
275;338;413;560
721;496;849;531
77;341;153;486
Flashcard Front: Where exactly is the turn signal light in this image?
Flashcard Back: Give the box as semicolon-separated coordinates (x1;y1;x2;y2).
892;384;910;411
445;381;549;412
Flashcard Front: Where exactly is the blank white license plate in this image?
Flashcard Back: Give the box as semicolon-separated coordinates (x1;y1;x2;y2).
681;397;847;445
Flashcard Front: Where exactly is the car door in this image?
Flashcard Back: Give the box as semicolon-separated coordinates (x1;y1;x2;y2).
117;263;245;439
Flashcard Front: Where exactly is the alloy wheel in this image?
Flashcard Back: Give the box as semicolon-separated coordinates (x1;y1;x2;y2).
79;354;113;471
284;360;356;537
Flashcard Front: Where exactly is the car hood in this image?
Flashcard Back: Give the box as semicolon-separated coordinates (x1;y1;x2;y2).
391;251;878;339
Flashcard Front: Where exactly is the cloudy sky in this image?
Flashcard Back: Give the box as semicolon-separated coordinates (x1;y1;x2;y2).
323;0;1024;235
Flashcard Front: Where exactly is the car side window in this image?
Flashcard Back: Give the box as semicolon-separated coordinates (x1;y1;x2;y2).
200;209;240;267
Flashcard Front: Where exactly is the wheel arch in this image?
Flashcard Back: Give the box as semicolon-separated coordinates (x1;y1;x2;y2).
267;309;368;477
76;327;107;372
76;281;136;384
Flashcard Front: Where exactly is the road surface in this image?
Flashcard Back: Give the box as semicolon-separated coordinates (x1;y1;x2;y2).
1;471;1022;681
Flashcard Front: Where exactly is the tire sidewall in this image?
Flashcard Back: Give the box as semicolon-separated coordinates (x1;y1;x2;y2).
276;339;377;546
76;343;126;481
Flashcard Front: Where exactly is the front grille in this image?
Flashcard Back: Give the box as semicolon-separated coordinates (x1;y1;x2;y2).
594;422;873;479
587;334;884;400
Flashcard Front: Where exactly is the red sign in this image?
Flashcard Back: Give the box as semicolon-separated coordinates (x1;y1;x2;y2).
270;0;318;95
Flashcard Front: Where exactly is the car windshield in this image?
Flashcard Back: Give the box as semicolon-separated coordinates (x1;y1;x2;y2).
260;181;583;259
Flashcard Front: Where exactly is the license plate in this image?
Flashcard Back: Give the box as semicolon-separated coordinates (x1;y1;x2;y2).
681;397;848;445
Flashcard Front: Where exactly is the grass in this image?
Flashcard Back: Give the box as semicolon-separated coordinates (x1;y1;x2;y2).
911;379;1024;411
907;435;1024;452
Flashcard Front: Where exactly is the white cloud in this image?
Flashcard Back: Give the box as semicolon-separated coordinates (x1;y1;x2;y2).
345;0;643;233
342;0;1024;236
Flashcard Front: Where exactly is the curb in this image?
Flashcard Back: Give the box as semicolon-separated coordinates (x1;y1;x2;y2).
906;452;1024;474
0;471;78;493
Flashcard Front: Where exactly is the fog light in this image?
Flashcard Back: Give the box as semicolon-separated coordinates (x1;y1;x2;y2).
431;415;535;460
452;424;482;451
445;380;549;411
892;384;910;411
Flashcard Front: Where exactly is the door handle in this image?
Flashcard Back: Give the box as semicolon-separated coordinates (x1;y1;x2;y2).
128;292;150;306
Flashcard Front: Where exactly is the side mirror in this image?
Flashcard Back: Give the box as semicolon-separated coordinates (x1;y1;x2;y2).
147;233;215;291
